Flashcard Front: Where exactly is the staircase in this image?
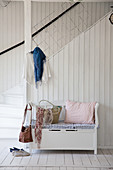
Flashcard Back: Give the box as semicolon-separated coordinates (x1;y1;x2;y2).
0;84;24;139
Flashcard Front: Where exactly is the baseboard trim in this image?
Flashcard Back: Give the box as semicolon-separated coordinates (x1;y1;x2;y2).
0;138;113;149
98;145;113;149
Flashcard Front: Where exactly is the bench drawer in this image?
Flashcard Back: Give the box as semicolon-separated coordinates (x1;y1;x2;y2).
31;129;95;150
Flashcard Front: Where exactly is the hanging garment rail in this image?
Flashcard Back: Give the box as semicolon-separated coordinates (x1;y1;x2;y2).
0;2;80;56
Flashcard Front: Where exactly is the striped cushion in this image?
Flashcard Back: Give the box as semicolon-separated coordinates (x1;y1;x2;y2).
31;120;95;129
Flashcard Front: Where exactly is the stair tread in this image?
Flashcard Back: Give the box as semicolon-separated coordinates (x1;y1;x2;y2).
0;103;24;109
2;93;24;97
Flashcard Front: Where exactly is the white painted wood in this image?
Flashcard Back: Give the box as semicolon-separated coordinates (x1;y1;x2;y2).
24;0;32;104
53;53;59;101
0;2;113;148
89;26;95;102
31;128;96;150
73;37;79;101
58;50;64;101
0;2;24;94
33;11;113;149
1;140;113;168
0;2;111;94
104;15;111;147
63;44;69;101
101;149;113;166
72;152;83;166
48;59;54;102
30;103;99;153
64;151;73;165
79;33;84;102
84;30;89;102
37;151;48;165
68;41;74;101
87;152;100;166
109;14;113;146
80;151;91;166
55;151;65;165
46;151;56;165
98;17;105;148
97;149;110;166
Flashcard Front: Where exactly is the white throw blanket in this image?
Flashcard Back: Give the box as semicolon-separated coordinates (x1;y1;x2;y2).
22;53;51;86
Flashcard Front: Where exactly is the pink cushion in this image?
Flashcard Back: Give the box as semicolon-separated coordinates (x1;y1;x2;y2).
65;101;96;124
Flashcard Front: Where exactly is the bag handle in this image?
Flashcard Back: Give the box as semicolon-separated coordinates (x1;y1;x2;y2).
39;100;55;107
39;100;61;113
22;103;32;125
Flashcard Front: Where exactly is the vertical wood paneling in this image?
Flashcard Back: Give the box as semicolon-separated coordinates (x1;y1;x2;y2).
110;22;113;146
104;15;111;146
40;12;113;148
79;33;84;102
68;41;74;101
49;58;54;102
0;2;113;148
94;22;100;146
0;2;112;94
63;44;69;101
58;50;64;101
94;23;100;102
84;31;90;102
98;18;105;147
74;37;79;101
96;3;101;21
53;53;58;101
89;26;95;102
0;2;24;93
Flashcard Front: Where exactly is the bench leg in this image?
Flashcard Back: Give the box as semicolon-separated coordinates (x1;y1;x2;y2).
93;128;97;155
94;148;97;155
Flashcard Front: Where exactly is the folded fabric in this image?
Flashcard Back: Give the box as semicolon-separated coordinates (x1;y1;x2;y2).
22;52;35;86
42;61;51;84
12;150;30;157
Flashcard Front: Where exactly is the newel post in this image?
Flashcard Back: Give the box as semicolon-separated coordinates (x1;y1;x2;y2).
24;0;32;104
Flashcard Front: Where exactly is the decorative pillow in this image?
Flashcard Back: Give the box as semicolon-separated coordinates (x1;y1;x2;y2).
64;100;96;124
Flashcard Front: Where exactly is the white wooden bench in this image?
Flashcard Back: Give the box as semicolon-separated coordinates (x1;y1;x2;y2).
30;103;99;154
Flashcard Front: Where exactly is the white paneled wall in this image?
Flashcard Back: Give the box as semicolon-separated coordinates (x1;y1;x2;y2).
0;2;112;93
31;2;113;57
0;2;113;147
36;13;113;148
0;2;24;93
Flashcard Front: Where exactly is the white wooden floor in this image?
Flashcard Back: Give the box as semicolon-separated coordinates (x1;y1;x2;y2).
0;140;113;170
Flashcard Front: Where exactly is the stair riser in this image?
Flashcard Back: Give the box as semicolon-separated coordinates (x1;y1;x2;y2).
0;128;20;138
5;85;24;95
0;84;24;139
0;112;23;119
2;96;24;106
0;118;22;128
0;106;24;115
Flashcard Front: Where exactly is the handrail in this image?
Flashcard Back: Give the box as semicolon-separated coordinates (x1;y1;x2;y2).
0;2;80;56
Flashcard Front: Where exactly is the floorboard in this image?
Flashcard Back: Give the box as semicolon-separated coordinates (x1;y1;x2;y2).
64;151;74;166
0;140;113;170
72;151;83;166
